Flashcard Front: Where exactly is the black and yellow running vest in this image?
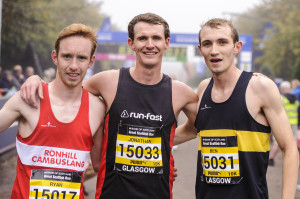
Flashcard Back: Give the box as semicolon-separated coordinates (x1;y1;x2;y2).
195;71;271;199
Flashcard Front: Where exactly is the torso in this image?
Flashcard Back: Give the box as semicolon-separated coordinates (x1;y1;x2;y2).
195;71;271;199
12;83;93;199
96;68;193;120
95;67;177;199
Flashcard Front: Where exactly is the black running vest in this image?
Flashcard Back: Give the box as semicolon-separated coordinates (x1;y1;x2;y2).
96;67;177;199
195;71;271;199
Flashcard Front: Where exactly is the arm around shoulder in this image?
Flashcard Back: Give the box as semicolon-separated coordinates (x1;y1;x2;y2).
83;70;119;97
20;75;44;108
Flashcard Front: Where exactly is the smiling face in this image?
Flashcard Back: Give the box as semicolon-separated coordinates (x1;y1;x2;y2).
198;24;242;75
52;36;95;88
128;22;170;69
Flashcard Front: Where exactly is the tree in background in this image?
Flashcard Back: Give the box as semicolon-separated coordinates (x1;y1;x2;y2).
1;0;106;75
234;0;300;80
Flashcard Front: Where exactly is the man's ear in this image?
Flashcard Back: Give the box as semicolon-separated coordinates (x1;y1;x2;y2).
164;37;170;50
89;55;96;68
234;41;243;55
197;44;203;56
128;38;135;51
51;50;58;66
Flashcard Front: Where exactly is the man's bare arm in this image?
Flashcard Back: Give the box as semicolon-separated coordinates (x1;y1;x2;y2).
173;82;199;145
0;92;23;133
253;76;299;199
90;126;104;172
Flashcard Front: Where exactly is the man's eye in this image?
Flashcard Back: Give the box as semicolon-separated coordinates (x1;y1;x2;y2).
153;36;161;40
64;55;71;59
78;56;87;61
202;43;211;47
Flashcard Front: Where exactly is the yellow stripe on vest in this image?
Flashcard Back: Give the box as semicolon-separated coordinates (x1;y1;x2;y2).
198;129;270;152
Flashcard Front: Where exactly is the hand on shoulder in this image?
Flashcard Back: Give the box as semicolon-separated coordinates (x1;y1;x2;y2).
250;73;277;92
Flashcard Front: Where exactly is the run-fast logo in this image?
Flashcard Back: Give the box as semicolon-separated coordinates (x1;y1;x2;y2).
121;110;162;121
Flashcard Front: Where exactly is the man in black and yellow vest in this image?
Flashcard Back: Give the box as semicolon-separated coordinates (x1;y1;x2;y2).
269;81;299;166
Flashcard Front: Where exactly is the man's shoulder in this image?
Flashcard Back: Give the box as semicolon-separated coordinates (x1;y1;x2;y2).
172;80;193;94
88;92;105;106
5;91;40;117
250;74;276;89
88;92;106;115
248;74;280;101
172;80;198;102
90;69;120;82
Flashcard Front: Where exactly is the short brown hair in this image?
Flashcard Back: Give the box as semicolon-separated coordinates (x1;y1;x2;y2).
198;18;239;45
54;23;97;58
128;13;170;40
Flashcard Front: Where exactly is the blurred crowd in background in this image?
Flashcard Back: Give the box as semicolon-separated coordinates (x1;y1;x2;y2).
0;65;56;98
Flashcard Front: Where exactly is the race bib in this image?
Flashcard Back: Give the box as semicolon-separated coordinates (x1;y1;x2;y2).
200;136;241;185
114;123;163;174
29;169;81;199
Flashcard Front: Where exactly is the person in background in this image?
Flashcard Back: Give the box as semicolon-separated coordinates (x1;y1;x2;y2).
13;64;25;85
25;66;35;79
291;79;300;129
0;70;21;96
269;81;299;166
43;67;56;83
0;23;105;199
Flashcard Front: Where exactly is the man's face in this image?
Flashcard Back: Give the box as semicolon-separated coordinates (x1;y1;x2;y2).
52;36;95;88
128;22;170;69
198;25;242;74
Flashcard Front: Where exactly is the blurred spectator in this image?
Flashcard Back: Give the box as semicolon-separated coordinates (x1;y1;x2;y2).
269;81;299;166
43;67;56;83
25;66;35;79
13;64;25;85
291;79;300;89
291;79;300;137
0;70;21;96
291;79;300;101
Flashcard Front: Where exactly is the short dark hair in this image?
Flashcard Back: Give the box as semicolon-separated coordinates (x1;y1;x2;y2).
198;18;239;45
128;13;170;40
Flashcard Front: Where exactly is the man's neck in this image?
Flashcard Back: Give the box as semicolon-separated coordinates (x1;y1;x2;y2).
212;67;242;90
129;66;163;85
49;80;83;104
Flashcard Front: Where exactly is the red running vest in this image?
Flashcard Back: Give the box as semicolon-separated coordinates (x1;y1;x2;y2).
11;83;93;199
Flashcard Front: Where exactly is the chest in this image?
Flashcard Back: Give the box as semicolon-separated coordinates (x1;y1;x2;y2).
51;103;81;123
